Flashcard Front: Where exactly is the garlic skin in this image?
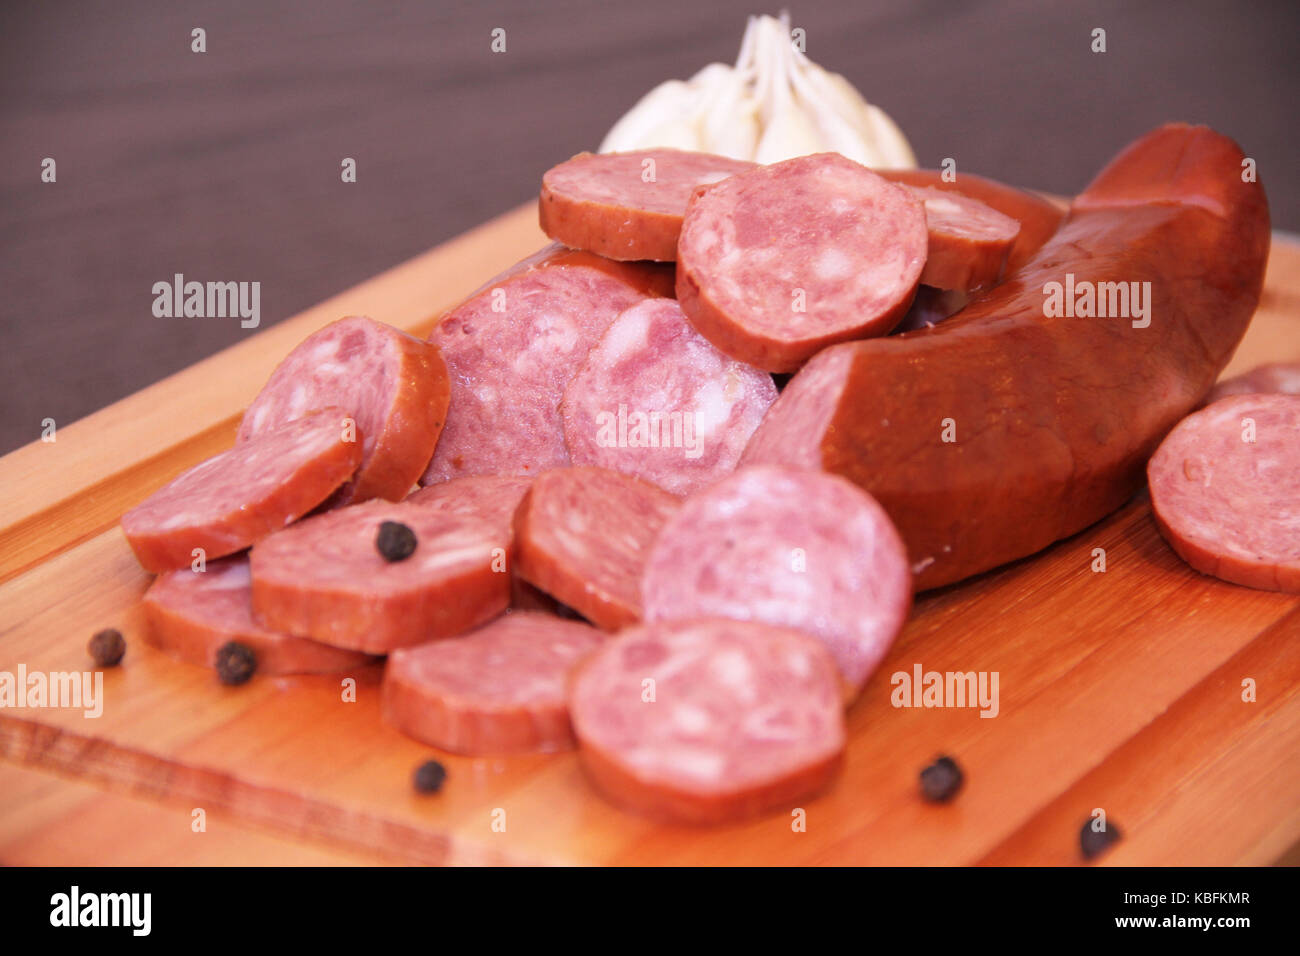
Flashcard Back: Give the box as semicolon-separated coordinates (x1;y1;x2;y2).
599;13;915;168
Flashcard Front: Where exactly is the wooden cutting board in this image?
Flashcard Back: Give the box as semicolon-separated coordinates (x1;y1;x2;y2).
2;204;1298;866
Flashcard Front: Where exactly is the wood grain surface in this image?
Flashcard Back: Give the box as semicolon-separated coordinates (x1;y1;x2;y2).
1;205;1296;866
2;0;1297;456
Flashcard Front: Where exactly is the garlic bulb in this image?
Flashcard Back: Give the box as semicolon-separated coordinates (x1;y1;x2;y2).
599;13;915;168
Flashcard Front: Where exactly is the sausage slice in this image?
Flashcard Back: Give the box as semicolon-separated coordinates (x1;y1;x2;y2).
1147;394;1300;592
122;407;361;573
676;152;928;372
406;474;533;536
382;612;605;754
1204;362;1300;406
876;168;1064;274
422;252;666;483
642;465;911;697
540;149;755;261
143;556;373;674
514;467;680;630
569;617;845;824
905;185;1020;291
561;298;777;495
239;316;449;505
250;500;509;652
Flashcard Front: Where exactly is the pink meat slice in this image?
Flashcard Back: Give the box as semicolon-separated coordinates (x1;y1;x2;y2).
568;617;845;824
1147;394;1300;592
675;153;928;372
382;611;606;755
562;298;777;495
143;556;373;674
250;500;510;653
540;148;756;261
122;407;362;573
513;466;680;631
405;474;533;537
422;265;651;482
238;316;449;505
905;185;1020;291
641;464;912;697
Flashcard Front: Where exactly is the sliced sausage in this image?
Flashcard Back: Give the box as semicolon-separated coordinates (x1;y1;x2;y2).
143;556;373;674
742;124;1271;590
641;465;911;697
539;149;755;261
407;475;546;613
239;316;449;505
422;247;673;484
513;466;680;631
122;407;362;573
904;185;1020;291
561;298;777;495
405;474;532;536
1204;362;1300;405
876;168;1064;274
569;617;845;824
676;153;928;372
382;611;605;754
1147;394;1300;592
249;500;509;653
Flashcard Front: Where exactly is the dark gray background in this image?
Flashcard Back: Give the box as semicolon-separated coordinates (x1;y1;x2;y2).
2;0;1296;455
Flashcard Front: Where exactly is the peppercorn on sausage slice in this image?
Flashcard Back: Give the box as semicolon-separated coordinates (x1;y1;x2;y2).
250;500;509;653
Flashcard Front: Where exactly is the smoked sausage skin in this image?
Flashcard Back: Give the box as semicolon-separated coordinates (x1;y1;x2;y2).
743;124;1270;590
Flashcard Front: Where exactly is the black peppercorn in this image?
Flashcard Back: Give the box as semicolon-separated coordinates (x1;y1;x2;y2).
88;628;126;667
920;755;963;802
215;641;257;686
413;760;447;794
1080;818;1122;860
376;521;418;562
